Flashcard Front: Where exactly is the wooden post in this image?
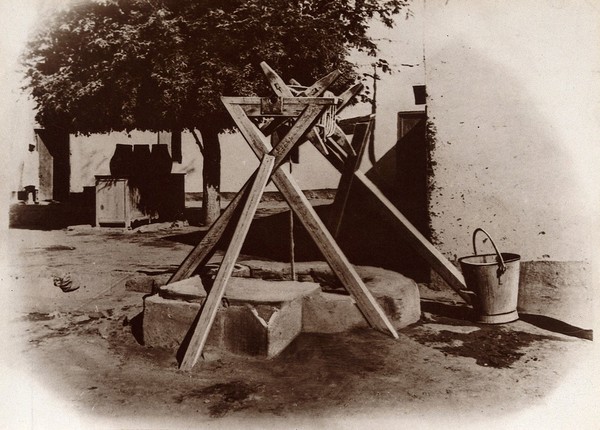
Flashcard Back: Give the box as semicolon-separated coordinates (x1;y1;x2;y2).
328;119;373;238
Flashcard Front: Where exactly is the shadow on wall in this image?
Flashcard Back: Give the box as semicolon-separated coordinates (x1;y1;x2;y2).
228;114;431;282
332;114;431;282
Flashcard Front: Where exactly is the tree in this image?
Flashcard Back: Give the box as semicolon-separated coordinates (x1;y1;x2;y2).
22;0;409;225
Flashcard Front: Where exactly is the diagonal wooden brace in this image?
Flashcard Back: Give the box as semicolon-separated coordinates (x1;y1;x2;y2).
322;123;472;304
179;154;275;370
328;117;374;238
353;171;473;304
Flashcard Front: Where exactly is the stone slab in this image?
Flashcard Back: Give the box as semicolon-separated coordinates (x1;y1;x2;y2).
302;292;367;333
241;260;421;331
159;276;322;305
143;295;223;350
125;275;156;293
159;276;206;302
145;278;321;357
354;265;421;329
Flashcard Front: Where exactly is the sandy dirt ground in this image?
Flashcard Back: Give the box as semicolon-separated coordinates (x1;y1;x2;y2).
1;205;598;430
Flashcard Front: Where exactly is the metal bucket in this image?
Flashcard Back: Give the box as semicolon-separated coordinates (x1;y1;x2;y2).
459;229;520;324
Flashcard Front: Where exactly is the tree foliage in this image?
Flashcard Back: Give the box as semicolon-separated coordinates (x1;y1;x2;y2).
23;0;408;134
22;0;408;223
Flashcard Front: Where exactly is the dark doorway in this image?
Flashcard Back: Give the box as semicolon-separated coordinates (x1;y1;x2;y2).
393;111;429;236
355;110;429;281
35;128;70;202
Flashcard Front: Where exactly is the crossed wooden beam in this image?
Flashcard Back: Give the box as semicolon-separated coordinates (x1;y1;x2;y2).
172;63;471;370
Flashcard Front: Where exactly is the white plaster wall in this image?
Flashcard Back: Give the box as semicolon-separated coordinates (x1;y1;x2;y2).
344;4;427;171
70;128;340;194
423;0;600;262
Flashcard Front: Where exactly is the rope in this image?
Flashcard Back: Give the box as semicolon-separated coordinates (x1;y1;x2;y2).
317;91;337;138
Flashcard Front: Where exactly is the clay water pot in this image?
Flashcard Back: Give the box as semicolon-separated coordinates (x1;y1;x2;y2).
150;144;172;175
132;144;152;178
109;144;133;176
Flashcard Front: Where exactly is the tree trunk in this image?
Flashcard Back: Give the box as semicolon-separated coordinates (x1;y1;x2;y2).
198;124;221;226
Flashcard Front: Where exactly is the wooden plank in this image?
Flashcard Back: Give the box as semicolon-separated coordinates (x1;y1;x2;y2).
337;83;364;112
351;117;375;157
235;110;398;338
328;120;373;238
260;62;293;97
223;96;335;106
270;105;326;164
179;154;276;370
222;96;334;118
260;69;340;138
258;63;333;155
275;167;398;337
322;143;346;173
327;126;356;157
301;71;341;97
353;171;472;304
258;63;296;137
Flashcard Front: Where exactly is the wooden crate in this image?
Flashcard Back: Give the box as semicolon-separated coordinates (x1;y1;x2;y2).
95;177;148;227
95;174;186;228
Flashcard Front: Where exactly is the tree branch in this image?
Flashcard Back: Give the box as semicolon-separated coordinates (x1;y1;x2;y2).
189;128;204;154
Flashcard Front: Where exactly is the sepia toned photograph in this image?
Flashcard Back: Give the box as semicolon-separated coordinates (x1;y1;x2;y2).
1;0;598;428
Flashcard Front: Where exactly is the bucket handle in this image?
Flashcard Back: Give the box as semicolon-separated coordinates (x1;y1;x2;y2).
472;228;507;276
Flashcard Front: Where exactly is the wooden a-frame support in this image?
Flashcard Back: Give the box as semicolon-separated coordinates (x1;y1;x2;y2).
173;63;471;370
262;68;472;304
322;119;474;305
